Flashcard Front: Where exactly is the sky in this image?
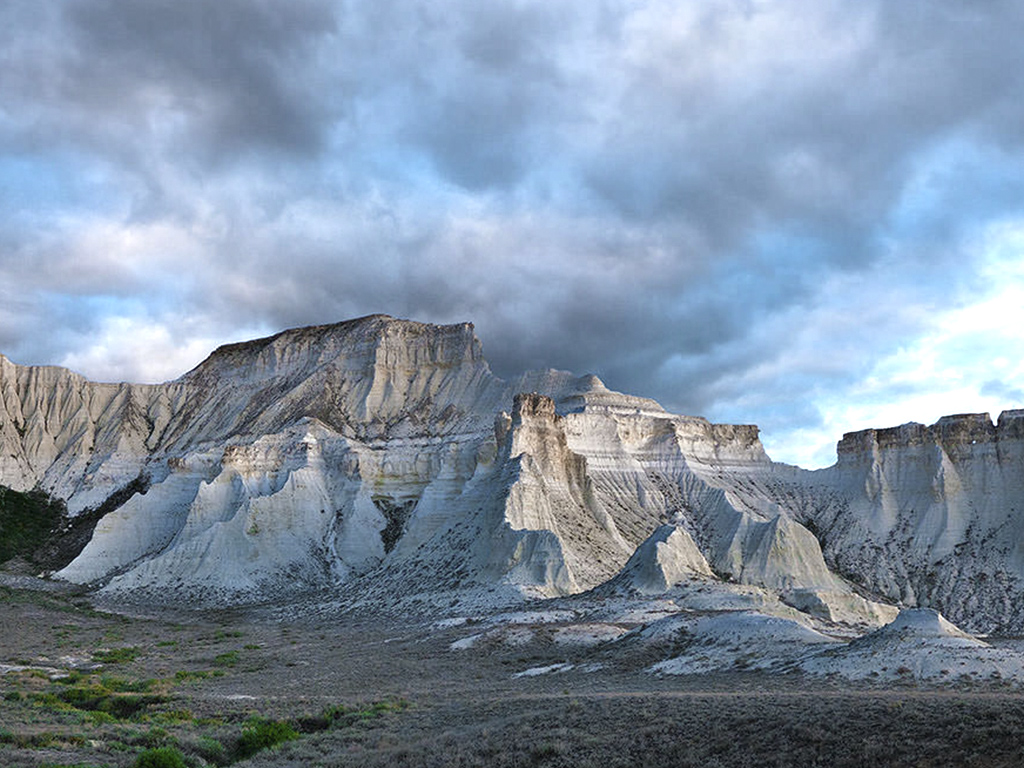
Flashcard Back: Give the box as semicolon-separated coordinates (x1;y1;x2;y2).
2;0;1024;468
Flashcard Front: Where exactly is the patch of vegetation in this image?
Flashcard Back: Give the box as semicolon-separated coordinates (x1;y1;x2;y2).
25;672;167;724
45;682;166;719
0;729;60;748
192;735;229;766
153;708;194;724
295;698;411;734
100;675;157;693
133;746;187;768
213;650;240;667
94;646;140;664
234;717;299;759
372;495;416;554
173;669;212;682
0;485;64;564
0;584;99;616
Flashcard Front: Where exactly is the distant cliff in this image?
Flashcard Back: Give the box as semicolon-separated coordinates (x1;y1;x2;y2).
1;316;1022;632
811;411;1024;632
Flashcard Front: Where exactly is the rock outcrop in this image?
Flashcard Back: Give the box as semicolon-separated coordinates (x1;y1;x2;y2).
803;411;1024;633
2;315;1022;635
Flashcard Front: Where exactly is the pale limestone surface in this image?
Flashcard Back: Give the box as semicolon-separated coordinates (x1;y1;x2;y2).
799;608;1024;682
0;315;1022;654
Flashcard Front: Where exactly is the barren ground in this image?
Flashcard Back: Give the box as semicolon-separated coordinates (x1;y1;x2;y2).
2;578;1024;768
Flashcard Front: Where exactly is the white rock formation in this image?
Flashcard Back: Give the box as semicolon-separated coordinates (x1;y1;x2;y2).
801;413;1024;633
615;524;714;594
0;314;1020;642
800;608;1024;682
0;317;843;611
648;610;840;676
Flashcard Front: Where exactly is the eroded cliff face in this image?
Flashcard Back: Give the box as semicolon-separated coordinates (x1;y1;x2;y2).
804;411;1024;632
2;315;1020;632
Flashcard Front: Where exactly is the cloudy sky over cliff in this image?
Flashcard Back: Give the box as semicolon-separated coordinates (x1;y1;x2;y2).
2;0;1024;467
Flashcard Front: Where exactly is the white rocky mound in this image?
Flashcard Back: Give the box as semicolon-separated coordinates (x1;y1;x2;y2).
1;315;1023;658
800;608;1024;682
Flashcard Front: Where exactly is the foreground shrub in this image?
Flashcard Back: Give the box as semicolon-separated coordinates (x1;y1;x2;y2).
133;747;187;768
93;647;140;664
296;698;411;733
54;683;163;719
235;717;299;759
213;651;240;667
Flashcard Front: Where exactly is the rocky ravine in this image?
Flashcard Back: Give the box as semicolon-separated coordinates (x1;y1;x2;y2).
0;315;1022;642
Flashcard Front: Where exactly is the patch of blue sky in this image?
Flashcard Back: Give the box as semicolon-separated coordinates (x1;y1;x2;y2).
0;151;123;220
43;291;158;324
888;135;1024;245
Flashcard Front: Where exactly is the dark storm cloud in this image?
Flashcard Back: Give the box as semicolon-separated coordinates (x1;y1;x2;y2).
2;0;1024;463
42;0;336;157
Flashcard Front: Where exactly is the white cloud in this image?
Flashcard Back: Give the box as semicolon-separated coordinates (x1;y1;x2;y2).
3;0;1024;470
760;217;1024;468
59;316;265;384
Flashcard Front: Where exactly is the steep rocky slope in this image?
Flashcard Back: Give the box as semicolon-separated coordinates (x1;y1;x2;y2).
804;413;1024;633
1;315;1022;637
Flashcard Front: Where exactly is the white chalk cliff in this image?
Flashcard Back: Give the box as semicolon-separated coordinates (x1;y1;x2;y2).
0;316;1021;634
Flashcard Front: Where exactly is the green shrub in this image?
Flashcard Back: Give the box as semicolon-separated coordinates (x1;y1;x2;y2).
88;710;118;725
194;735;229;766
235;717;299;759
213;651;239;667
133;746;187;768
296;698;410;733
0;485;64;564
101;676;155;693
173;669;210;682
53;683;163;719
93;647;139;664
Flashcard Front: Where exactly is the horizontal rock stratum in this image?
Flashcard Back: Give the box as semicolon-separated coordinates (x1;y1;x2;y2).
0;315;1021;632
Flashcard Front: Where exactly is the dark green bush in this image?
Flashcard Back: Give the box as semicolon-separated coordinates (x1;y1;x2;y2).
0;485;63;563
93;646;139;664
213;650;240;667
133;746;187;768
193;734;229;766
235;717;299;759
54;683;163;719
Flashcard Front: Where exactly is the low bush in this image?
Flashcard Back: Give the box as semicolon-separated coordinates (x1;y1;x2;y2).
213;651;240;667
133;746;187;768
33;679;165;721
101;676;156;693
235;717;299;759
296;698;410;733
93;647;140;664
192;735;229;766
